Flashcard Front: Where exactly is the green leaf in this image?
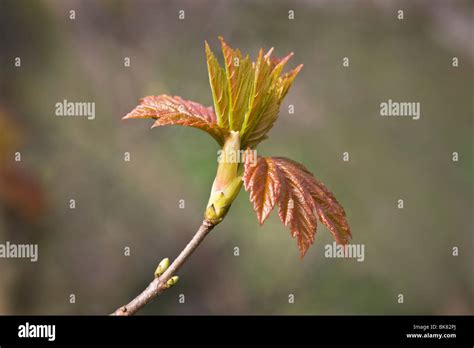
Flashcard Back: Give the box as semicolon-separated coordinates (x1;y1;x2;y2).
205;38;302;146
242;56;303;148
219;37;254;131
205;41;229;130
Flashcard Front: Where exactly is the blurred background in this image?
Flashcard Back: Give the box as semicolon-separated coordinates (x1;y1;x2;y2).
0;0;472;315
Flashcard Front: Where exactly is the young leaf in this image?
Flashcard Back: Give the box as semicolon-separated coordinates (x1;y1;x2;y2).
219;37;254;131
205;41;230;130
280;64;303;100
242;154;280;224
205;38;302;148
241;50;303;148
243;154;351;257
123;95;227;146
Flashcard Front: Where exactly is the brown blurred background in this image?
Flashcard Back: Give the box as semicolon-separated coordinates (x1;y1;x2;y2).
0;0;472;314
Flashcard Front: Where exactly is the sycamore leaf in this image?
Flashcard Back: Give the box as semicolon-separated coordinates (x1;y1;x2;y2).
219;37;254;131
243;63;303;147
241;52;303;148
205;38;302;147
123;95;227;146
243;153;351;257
205;41;230;130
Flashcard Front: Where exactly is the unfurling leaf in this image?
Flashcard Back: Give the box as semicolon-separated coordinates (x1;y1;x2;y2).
123;95;227;146
243;153;351;257
219;37;254;131
205;38;303;148
205;41;230;129
242;53;303;148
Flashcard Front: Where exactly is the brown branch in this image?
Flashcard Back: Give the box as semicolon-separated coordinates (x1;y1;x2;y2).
112;219;216;316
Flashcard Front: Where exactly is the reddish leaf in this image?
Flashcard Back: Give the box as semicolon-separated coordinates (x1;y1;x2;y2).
243;153;351;257
123;95;227;145
243;155;280;224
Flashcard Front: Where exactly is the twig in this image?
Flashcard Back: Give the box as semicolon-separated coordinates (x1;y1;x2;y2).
112;219;216;316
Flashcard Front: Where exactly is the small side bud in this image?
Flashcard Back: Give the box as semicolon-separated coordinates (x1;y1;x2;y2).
154;258;170;278
165;276;179;289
